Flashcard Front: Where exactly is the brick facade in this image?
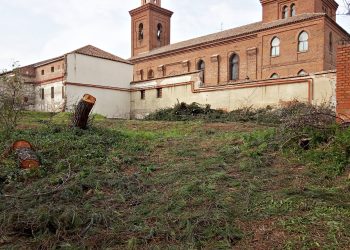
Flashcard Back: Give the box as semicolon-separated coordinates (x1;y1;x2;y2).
261;0;338;23
130;3;173;57
129;0;349;87
336;42;350;119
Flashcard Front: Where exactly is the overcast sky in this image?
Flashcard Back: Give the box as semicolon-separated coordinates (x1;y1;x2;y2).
0;0;349;70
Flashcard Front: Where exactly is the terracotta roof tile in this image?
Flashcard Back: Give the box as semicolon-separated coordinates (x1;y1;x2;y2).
71;45;133;65
130;13;326;60
24;45;132;69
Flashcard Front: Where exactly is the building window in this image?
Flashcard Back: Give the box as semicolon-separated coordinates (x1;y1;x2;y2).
41;70;45;75
197;59;205;83
156;88;162;98
51;87;54;99
229;54;239;81
270;73;279;79
138;23;144;40
157;23;162;41
140;70;144;81
23;96;29;103
40;88;44;100
271;37;280;57
290;4;296;16
298;31;309;52
141;90;145;100
329;32;333;53
51;66;54;73
282;6;288;19
298;70;308;76
148;69;154;79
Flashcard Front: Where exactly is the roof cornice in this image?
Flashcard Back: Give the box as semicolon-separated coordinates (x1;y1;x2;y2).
260;0;338;8
130;14;325;62
129;3;173;17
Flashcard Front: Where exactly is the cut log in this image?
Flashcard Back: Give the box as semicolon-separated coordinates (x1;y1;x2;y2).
12;140;40;169
12;140;32;150
72;94;96;129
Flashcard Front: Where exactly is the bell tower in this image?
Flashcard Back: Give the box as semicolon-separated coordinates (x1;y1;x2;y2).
130;0;173;57
260;0;338;23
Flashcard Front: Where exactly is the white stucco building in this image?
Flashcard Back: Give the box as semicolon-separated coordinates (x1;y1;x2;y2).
20;45;133;118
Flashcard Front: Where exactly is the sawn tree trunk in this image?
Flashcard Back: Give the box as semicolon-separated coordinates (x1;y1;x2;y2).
72;94;96;129
12;140;40;169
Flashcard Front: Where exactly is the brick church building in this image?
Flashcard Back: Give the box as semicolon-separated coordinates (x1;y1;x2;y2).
128;0;350;118
130;0;348;83
3;0;350;119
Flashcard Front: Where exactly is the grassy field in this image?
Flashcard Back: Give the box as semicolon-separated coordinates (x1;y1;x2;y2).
0;112;350;249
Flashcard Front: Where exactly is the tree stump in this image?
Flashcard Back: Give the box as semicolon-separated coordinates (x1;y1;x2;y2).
12;140;40;169
72;94;96;129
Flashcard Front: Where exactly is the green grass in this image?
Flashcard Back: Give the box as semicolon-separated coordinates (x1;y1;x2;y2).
0;112;349;249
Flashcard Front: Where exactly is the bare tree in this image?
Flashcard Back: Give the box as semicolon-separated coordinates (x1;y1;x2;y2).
0;63;26;134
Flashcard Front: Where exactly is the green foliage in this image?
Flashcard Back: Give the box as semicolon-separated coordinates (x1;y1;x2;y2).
1;112;350;249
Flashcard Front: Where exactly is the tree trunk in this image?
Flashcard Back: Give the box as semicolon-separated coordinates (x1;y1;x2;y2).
72;94;96;129
12;140;40;169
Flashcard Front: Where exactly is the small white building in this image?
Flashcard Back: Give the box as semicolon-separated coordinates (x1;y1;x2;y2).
21;45;133;118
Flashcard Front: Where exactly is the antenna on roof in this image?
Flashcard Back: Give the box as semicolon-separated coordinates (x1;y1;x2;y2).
221;22;224;31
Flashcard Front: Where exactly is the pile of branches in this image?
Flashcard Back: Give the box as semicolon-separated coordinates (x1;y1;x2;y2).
145;102;277;122
274;102;338;149
145;101;337;126
278;102;336;131
145;102;226;121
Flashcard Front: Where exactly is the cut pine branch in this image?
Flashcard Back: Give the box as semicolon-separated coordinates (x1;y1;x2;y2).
12;140;40;169
72;94;96;129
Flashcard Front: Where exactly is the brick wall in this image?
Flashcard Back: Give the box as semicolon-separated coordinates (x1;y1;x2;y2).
130;4;172;57
260;0;337;23
35;60;65;83
131;0;348;86
132;17;332;85
336;43;350;120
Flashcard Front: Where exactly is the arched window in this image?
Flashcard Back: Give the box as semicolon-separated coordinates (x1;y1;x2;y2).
282;6;288;19
270;73;279;79
148;69;154;79
197;60;205;83
290;4;296;17
271;37;280;57
298;70;307;76
138;23;144;40
140;69;144;81
157;23;162;40
329;32;333;52
229;54;239;81
298;31;309;52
